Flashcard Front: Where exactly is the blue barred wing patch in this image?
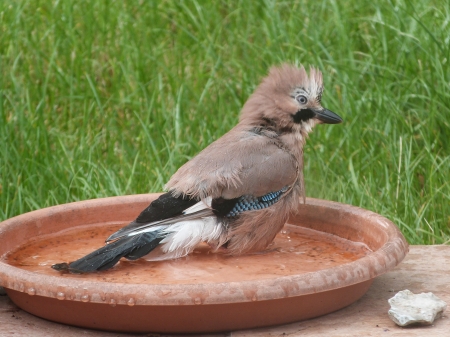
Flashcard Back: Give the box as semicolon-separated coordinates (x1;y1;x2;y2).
225;186;289;217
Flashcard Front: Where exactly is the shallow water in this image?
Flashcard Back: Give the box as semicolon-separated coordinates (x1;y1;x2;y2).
5;222;371;285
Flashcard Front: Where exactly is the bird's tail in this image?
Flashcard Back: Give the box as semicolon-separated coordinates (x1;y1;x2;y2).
51;230;165;273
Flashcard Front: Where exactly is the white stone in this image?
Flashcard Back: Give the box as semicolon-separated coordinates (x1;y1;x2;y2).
388;289;447;326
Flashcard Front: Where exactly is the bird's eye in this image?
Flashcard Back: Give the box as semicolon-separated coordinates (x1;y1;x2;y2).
296;95;308;105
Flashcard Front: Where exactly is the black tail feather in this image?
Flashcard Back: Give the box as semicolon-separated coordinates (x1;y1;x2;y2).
106;192;198;242
52;230;165;273
123;234;164;260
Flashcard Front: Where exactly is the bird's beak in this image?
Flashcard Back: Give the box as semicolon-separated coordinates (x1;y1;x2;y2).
314;108;343;124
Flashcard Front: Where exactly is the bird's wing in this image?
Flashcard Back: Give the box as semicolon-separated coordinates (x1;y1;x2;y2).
106;126;298;243
165;125;299;199
105;193;209;242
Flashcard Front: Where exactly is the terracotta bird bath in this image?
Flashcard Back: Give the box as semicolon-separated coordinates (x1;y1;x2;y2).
0;194;408;333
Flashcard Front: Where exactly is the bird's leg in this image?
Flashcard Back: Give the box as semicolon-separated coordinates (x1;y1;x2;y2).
207;241;230;254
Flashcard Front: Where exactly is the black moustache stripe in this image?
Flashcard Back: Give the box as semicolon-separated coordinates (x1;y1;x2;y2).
293;109;315;124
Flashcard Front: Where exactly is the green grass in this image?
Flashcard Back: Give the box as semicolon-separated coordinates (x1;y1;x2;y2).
1;1;449;245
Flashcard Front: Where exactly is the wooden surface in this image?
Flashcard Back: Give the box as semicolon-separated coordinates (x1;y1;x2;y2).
1;245;448;336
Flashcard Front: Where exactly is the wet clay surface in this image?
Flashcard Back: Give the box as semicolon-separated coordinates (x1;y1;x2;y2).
4;223;371;285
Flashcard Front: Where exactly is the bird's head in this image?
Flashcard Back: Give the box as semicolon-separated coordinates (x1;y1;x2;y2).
240;64;342;138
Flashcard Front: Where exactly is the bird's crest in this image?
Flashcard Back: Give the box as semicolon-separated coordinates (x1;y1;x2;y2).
261;64;323;101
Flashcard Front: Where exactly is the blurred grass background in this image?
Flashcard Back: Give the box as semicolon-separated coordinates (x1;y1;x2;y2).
0;1;449;244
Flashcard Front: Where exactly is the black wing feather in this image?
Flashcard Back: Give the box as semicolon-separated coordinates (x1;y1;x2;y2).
211;197;240;217
136;192;198;223
105;192;198;243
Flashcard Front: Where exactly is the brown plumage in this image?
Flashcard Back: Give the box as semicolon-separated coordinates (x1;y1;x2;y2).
52;64;342;273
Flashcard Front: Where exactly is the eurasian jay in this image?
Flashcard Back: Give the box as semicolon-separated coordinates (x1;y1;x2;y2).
52;64;342;273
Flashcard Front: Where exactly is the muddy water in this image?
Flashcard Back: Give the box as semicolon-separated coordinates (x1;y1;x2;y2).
5;223;371;284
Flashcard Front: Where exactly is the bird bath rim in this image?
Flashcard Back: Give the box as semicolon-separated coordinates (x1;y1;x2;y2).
0;194;408;306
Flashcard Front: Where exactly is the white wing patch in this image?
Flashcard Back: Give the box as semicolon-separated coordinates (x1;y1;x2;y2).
183;197;212;214
142;217;222;261
129;198;223;261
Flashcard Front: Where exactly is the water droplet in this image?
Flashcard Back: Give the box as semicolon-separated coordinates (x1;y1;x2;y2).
81;294;89;302
281;230;287;234
252;294;257;301
194;297;202;305
38;262;48;266
127;298;135;306
27;288;36;296
109;299;116;307
56;292;65;300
